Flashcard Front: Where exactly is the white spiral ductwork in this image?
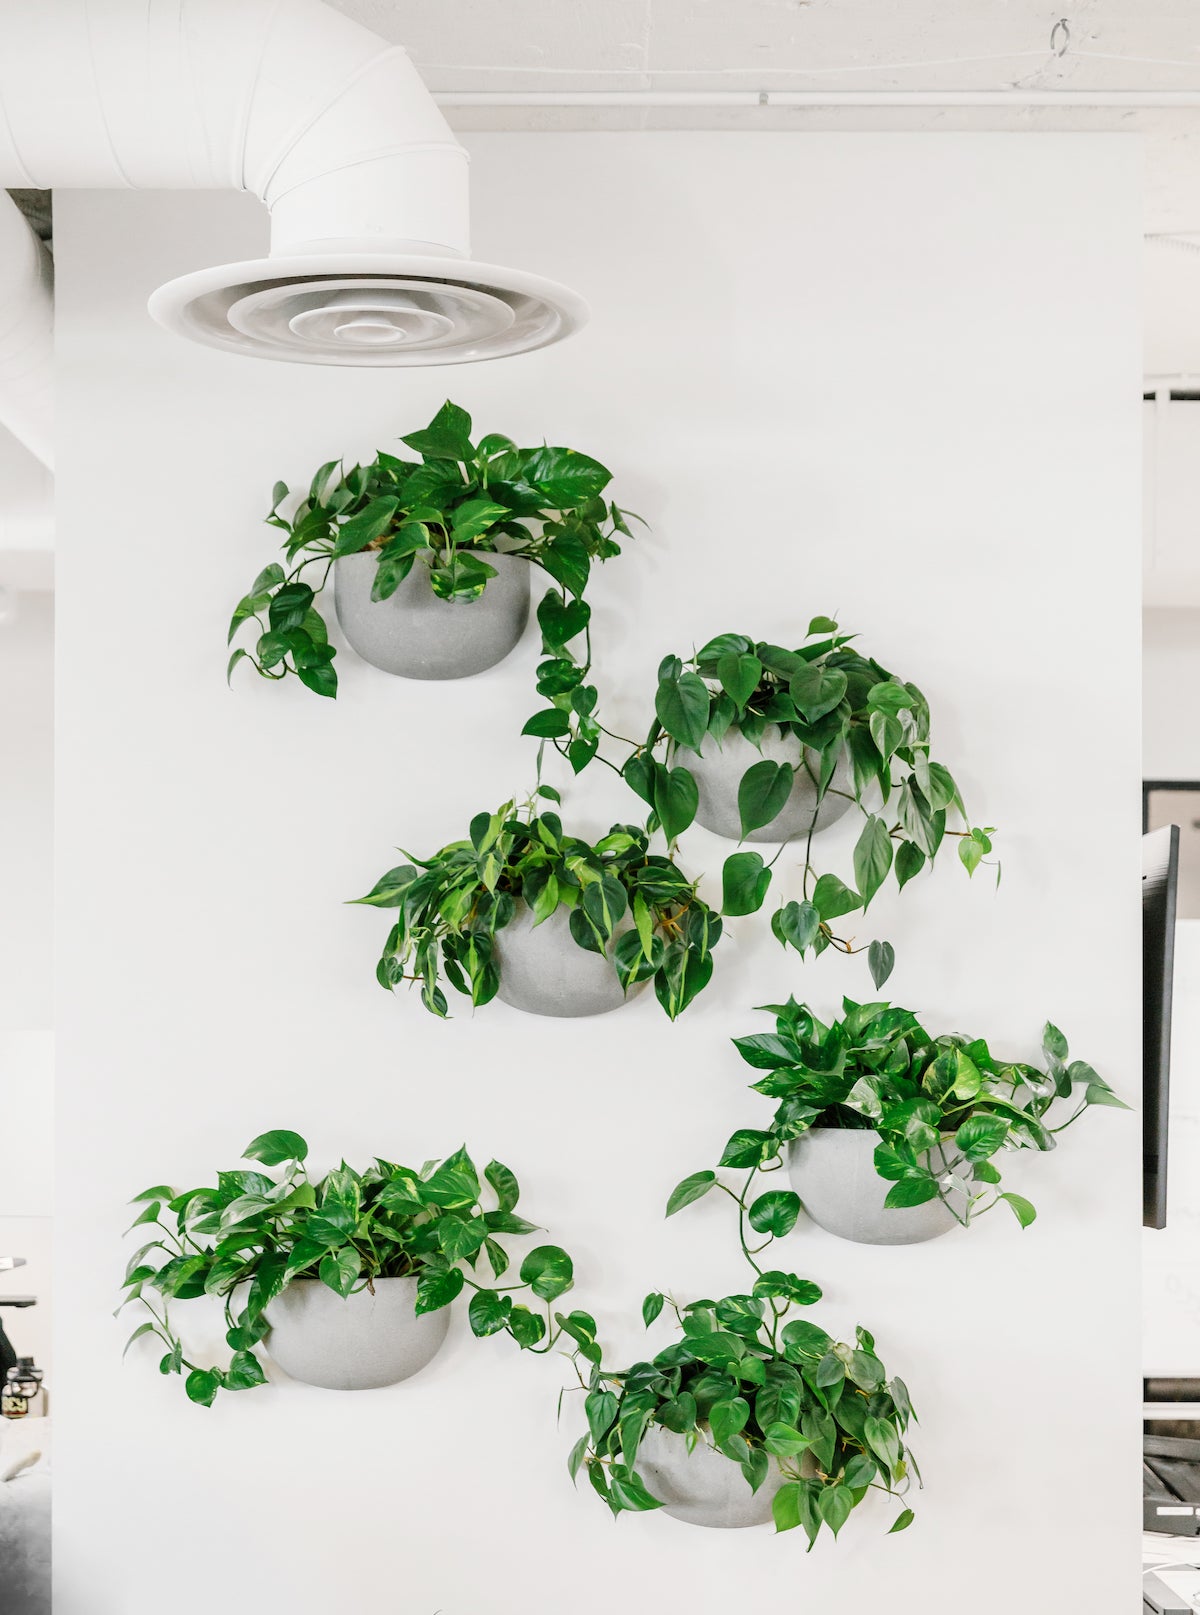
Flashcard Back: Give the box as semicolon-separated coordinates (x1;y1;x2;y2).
0;426;53;593
0;0;586;369
0;194;53;469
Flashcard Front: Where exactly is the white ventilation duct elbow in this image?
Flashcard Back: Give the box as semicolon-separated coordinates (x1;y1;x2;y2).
0;0;586;367
0;193;53;468
0;428;53;591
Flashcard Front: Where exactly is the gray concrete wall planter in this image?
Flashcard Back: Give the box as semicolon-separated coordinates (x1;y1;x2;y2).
787;1127;960;1246
333;551;530;679
264;1275;449;1390
493;903;646;1018
637;1424;786;1528
674;726;854;843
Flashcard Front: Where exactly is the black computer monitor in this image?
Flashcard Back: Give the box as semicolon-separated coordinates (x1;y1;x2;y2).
1144;823;1180;1229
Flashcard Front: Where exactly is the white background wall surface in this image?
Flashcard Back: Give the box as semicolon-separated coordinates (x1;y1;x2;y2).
1144;607;1200;780
55;134;1141;1614
0;1031;53;1381
0;591;52;1026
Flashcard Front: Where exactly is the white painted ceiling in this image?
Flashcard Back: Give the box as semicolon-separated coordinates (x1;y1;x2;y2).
333;1;1200;372
337;1;1199;95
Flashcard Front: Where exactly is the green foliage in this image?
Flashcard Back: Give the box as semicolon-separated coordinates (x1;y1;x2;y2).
354;802;723;1020
625;624;996;966
227;402;639;750
569;1290;917;1548
118;1134;573;1404
714;998;1127;1228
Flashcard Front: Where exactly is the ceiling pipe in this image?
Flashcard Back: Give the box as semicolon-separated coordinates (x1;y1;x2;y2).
0;0;585;368
0;427;53;592
437;89;1200;109
0;194;52;470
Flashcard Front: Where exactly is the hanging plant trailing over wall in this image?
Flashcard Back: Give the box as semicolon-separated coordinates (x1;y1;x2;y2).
673;997;1126;1232
118;1131;578;1405
565;1285;918;1545
226;400;638;733
562;1141;917;1542
619;623;995;982
353;798;723;1019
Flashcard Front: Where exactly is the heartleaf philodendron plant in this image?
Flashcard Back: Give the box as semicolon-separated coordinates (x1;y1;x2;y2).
563;1125;919;1544
565;1285;917;1546
622;624;995;984
354;797;723;1019
118;1131;578;1405
678;997;1126;1231
227;400;637;736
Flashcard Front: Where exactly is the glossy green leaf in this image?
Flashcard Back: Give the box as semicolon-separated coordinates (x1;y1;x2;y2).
811;873;862;921
864;1415;902;1477
853;815;893;910
586;1388;618;1444
665;1171;716;1217
520;1244;574;1301
752;1271;822;1306
954;1114;1009;1162
772;1481;803;1533
895;842;926;890
958;834;985;875
883;1176;940;1209
318;1247;360;1297
185;1369;220;1408
656;670;711;750
1000;1191;1037;1228
608;1466;663;1513
414;1267;465;1314
709;1396;750;1447
721;850;771;916
331;495;399;556
775;899;821;954
521;709;571;739
716;651;762;710
642;1291;665;1326
653;765;699;844
747;1190;801;1237
738;759;794;838
468;1288;513;1336
789;663;847;723
818;1482;855;1537
719;1130;775;1170
868;939;895;989
401;399;474;461
521;445;612;506
242;1130;308;1167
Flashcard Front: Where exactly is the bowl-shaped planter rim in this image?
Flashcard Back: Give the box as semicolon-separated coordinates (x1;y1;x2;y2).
787;1125;962;1246
674;724;855;844
333;548;530;680
263;1274;450;1390
492;900;647;1019
636;1422;799;1529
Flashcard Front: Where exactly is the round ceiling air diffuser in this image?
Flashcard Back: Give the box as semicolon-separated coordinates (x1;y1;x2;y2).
147;254;588;367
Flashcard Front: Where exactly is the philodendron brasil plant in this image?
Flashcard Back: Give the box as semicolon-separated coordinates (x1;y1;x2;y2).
562;1123;918;1544
677;996;1126;1232
354;797;723;1019
227;400;636;727
622;624;995;985
118;1130;578;1405
566;1283;917;1544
